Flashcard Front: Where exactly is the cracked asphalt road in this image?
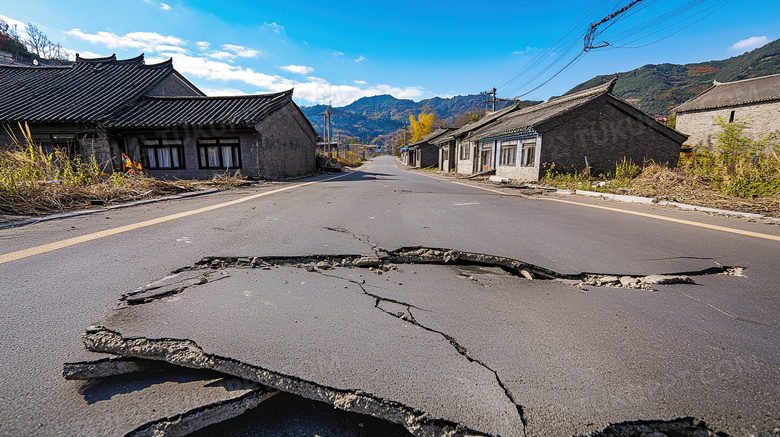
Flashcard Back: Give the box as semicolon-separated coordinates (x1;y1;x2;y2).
2;155;779;436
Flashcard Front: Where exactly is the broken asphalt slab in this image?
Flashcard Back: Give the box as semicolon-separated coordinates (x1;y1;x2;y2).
189;391;414;437
81;265;524;436
72;250;777;436
326;263;778;437
59;356;271;436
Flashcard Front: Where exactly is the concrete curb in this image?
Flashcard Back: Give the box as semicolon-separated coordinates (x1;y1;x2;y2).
0;188;220;229
556;189;775;221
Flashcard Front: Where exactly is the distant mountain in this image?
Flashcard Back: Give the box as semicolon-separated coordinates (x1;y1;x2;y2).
566;38;780;115
301;94;540;141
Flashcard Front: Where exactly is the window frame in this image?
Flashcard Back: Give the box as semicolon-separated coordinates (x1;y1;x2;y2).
460;142;470;160
140;139;185;170
499;141;517;166
520;140;536;167
197;138;242;169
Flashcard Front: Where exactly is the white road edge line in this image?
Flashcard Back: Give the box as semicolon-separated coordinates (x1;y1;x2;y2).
413;170;780;243
0;173;351;265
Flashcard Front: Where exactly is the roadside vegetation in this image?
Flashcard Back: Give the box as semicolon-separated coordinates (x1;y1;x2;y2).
337;151;365;167
541;117;780;217
0;124;192;216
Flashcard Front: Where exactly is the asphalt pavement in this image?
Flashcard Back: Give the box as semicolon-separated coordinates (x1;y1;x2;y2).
1;155;778;436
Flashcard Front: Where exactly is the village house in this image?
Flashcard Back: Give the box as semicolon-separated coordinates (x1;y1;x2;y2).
466;78;687;181
674;74;780;149
431;103;522;174
0;54;317;179
406;128;451;168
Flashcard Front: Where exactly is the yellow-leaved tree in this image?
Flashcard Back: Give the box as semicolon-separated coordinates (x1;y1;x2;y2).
409;111;435;142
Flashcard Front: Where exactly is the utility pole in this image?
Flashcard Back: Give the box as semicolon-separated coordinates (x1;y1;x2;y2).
325;104;332;157
481;87;497;111
481;87;518;111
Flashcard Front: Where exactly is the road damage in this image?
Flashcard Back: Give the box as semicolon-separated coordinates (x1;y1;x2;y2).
64;246;768;436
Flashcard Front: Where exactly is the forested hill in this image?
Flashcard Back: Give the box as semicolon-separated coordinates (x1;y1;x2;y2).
565;38;780;115
301;94;540;141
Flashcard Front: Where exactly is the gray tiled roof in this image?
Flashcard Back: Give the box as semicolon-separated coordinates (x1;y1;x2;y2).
674;73;780;113
469;79;616;141
0;54;197;124
431;103;521;145
408;128;451;148
106;90;294;129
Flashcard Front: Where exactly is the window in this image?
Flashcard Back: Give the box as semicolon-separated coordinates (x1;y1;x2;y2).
728;110;735;123
197;138;241;169
460;143;470;160
141;139;184;169
499;141;517;166
521;140;536;167
442;148;449;163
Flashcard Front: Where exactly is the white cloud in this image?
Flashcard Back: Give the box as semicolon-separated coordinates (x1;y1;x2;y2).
155;53;295;90
200;87;248;96
0;14;26;36
354;55;366;63
221;43;260;58
157;52;425;105
513;46;533;55
156;44;188;54
73;50;103;58
159;2;172;10
206;51;235;60
293;79;424;106
63;25;426;106
262;22;284;34
333;51;344;56
279;64;314;74
730;36;768;51
65;29;186;52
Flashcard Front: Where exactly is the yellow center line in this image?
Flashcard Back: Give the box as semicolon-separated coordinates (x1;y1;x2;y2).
419;171;780;243
0;173;349;265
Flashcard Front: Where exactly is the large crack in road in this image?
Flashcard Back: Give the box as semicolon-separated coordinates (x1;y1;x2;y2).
65;245;754;436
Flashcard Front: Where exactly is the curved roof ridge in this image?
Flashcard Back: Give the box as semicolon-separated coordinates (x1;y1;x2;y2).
142;58;173;69
675;73;780;113
548;77;616;104
115;54;146;65
147;89;294;100
75;53;117;63
713;72;780;86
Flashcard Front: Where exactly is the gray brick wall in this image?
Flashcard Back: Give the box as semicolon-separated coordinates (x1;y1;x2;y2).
255;103;317;178
455;140;476;174
676;101;780;149
413;143;439;168
541;99;683;174
125;103;317;180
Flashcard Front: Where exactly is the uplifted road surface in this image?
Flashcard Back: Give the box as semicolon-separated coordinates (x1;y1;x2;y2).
1;155;778;436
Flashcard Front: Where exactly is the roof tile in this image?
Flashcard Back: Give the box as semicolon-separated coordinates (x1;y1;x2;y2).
0;54;179;124
105;90;294;129
674;74;780;113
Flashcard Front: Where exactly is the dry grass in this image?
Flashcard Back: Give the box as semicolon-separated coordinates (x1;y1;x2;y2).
611;164;780;217
542;159;780;217
0;123;193;216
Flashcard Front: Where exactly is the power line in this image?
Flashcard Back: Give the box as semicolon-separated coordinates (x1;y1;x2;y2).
495;0;731;101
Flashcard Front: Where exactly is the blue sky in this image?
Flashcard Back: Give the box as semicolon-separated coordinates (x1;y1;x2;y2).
2;1;779;107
